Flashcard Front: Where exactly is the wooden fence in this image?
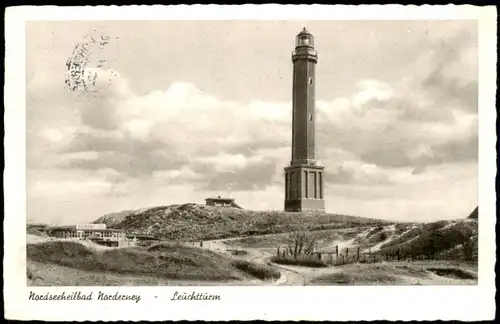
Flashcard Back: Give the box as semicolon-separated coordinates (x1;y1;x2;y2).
276;245;472;266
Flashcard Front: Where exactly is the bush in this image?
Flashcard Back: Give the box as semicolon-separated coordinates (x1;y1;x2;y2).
231;260;281;280
229;249;248;256
367;230;390;244
270;255;327;268
461;234;478;261
367;226;384;237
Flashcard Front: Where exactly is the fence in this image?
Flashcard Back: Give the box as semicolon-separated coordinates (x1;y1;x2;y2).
185;241;210;248
275;246;376;266
276;245;475;266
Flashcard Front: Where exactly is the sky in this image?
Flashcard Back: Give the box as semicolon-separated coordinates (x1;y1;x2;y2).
26;20;478;225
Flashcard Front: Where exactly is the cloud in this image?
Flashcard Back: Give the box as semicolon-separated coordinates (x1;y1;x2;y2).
315;28;477;173
27;26;477;205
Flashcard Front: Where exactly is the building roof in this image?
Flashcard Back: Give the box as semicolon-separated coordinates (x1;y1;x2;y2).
205;196;235;201
48;225;124;232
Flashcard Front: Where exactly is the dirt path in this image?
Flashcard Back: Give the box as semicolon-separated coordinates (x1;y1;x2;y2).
197;233;478;286
200;238;307;286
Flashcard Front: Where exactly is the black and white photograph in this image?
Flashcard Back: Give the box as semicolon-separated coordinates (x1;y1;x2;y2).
4;4;497;322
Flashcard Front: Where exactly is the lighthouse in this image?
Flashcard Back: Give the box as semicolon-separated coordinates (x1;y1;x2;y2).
284;28;325;212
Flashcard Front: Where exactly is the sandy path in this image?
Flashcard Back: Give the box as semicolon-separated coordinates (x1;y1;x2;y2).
201;238;306;286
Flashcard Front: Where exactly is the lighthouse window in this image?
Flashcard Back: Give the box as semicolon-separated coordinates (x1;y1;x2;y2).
309;77;313;85
308;114;313;121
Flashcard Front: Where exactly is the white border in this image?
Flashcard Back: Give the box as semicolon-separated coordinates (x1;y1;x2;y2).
4;5;497;321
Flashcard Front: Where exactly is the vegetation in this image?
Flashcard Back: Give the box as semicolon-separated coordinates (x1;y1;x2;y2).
27;228;45;237
226;228;360;249
426;267;477;280
228;249;248;256
27;260;174;286
367;230;390;244
309;264;425;285
231;260;281;280
27;241;252;281
93;203;388;241
309;262;477;285
378;221;478;261
270;230;327;267
270;255;327;268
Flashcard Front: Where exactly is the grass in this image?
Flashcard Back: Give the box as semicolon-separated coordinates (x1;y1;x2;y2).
311;272;400;285
309;261;476;285
367;230;390;244
95;203;388;241
270;255;327;268
226;227;368;249
378;221;478;260
231;260;281;280
27;260;175;286
27;240;251;282
27;227;46;237
425;267;477;280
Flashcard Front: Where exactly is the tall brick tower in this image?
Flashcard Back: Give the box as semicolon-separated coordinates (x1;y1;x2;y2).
284;27;325;212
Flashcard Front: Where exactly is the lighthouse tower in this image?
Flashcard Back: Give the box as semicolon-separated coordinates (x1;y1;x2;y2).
284;28;325;212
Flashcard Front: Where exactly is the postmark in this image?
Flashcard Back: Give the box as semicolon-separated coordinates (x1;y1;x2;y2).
64;32;111;93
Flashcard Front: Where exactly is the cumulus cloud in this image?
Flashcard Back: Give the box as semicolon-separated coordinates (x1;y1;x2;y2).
26;24;477;216
316;28;477;175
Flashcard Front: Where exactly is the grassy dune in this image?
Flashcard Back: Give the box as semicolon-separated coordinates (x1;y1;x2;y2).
26;240;274;285
378;220;478;260
93;204;387;241
309;262;477;285
224;218;478;264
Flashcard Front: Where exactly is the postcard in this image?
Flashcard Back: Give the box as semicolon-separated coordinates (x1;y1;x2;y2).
4;4;497;321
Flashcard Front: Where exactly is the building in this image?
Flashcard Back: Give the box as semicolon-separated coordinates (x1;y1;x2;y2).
284;28;326;212
47;223;137;247
205;196;243;209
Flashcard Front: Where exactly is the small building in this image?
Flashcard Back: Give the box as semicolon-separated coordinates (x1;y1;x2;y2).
47;223;136;247
205;196;242;209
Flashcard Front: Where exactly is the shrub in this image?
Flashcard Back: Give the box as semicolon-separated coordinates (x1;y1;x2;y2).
368;230;390;244
231;260;281;280
283;230;318;258
229;249;248;256
461;234;478;261
270;255;327;268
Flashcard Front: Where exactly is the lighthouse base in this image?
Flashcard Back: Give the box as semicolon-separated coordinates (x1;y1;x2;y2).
284;164;325;213
284;198;325;213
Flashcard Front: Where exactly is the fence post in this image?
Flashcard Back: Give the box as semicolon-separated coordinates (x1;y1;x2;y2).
335;245;339;260
397;249;400;261
357;247;360;262
346;247;349;259
318;253;321;260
